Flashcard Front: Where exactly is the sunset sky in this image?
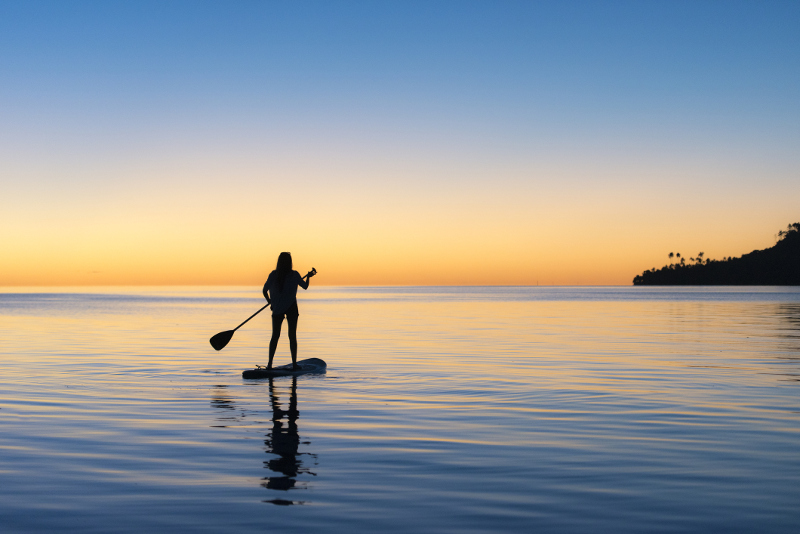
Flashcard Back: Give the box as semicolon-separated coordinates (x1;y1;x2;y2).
1;1;798;286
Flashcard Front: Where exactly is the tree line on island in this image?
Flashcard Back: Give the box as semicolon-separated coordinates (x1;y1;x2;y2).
633;223;800;285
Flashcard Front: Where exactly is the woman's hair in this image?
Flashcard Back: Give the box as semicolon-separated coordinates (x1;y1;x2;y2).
275;252;292;289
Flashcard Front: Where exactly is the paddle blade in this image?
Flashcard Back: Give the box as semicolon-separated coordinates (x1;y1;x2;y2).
210;330;235;351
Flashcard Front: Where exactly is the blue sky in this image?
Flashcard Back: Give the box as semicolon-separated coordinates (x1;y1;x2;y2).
4;1;797;144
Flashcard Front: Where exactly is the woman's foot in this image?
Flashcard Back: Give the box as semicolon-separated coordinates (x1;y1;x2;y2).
291;363;300;371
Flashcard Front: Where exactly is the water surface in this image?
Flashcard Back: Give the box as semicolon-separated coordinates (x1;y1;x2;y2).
1;286;799;532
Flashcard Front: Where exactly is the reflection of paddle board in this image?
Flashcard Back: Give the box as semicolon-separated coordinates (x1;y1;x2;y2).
242;358;327;378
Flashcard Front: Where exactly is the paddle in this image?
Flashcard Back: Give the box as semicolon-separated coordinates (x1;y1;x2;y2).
210;303;270;351
209;268;317;351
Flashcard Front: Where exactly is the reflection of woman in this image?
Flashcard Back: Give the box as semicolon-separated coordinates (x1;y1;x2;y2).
208;378;315;504
263;377;301;492
262;252;315;370
262;377;316;504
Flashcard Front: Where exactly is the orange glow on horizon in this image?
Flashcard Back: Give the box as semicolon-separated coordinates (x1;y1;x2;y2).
2;153;796;287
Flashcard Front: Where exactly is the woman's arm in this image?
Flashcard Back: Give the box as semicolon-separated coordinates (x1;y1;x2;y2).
263;272;274;302
298;270;310;290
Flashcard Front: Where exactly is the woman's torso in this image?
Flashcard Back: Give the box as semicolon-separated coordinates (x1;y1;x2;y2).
264;270;301;315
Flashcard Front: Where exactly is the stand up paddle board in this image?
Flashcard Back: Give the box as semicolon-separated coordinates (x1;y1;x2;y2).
242;358;327;379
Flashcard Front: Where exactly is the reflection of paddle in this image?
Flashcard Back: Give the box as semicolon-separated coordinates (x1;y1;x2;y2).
210;304;270;351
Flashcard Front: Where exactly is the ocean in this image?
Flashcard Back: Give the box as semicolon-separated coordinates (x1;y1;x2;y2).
1;286;799;533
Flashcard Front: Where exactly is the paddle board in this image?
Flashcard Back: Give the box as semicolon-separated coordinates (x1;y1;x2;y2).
242;358;327;378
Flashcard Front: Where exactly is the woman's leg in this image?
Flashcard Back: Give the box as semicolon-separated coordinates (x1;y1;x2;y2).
287;313;298;368
268;314;283;368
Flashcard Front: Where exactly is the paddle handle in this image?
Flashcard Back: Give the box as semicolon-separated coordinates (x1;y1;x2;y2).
233;303;270;332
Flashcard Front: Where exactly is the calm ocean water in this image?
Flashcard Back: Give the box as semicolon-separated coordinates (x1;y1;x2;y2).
1;286;799;533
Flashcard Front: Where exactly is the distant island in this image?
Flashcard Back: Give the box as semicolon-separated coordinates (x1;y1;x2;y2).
633;223;800;285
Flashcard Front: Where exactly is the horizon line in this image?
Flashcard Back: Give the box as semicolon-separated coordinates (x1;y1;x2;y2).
0;283;632;288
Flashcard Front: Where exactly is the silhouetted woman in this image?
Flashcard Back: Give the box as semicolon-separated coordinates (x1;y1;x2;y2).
263;252;315;370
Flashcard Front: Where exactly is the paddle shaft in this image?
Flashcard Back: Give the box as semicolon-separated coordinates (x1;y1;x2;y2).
232;303;270;332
